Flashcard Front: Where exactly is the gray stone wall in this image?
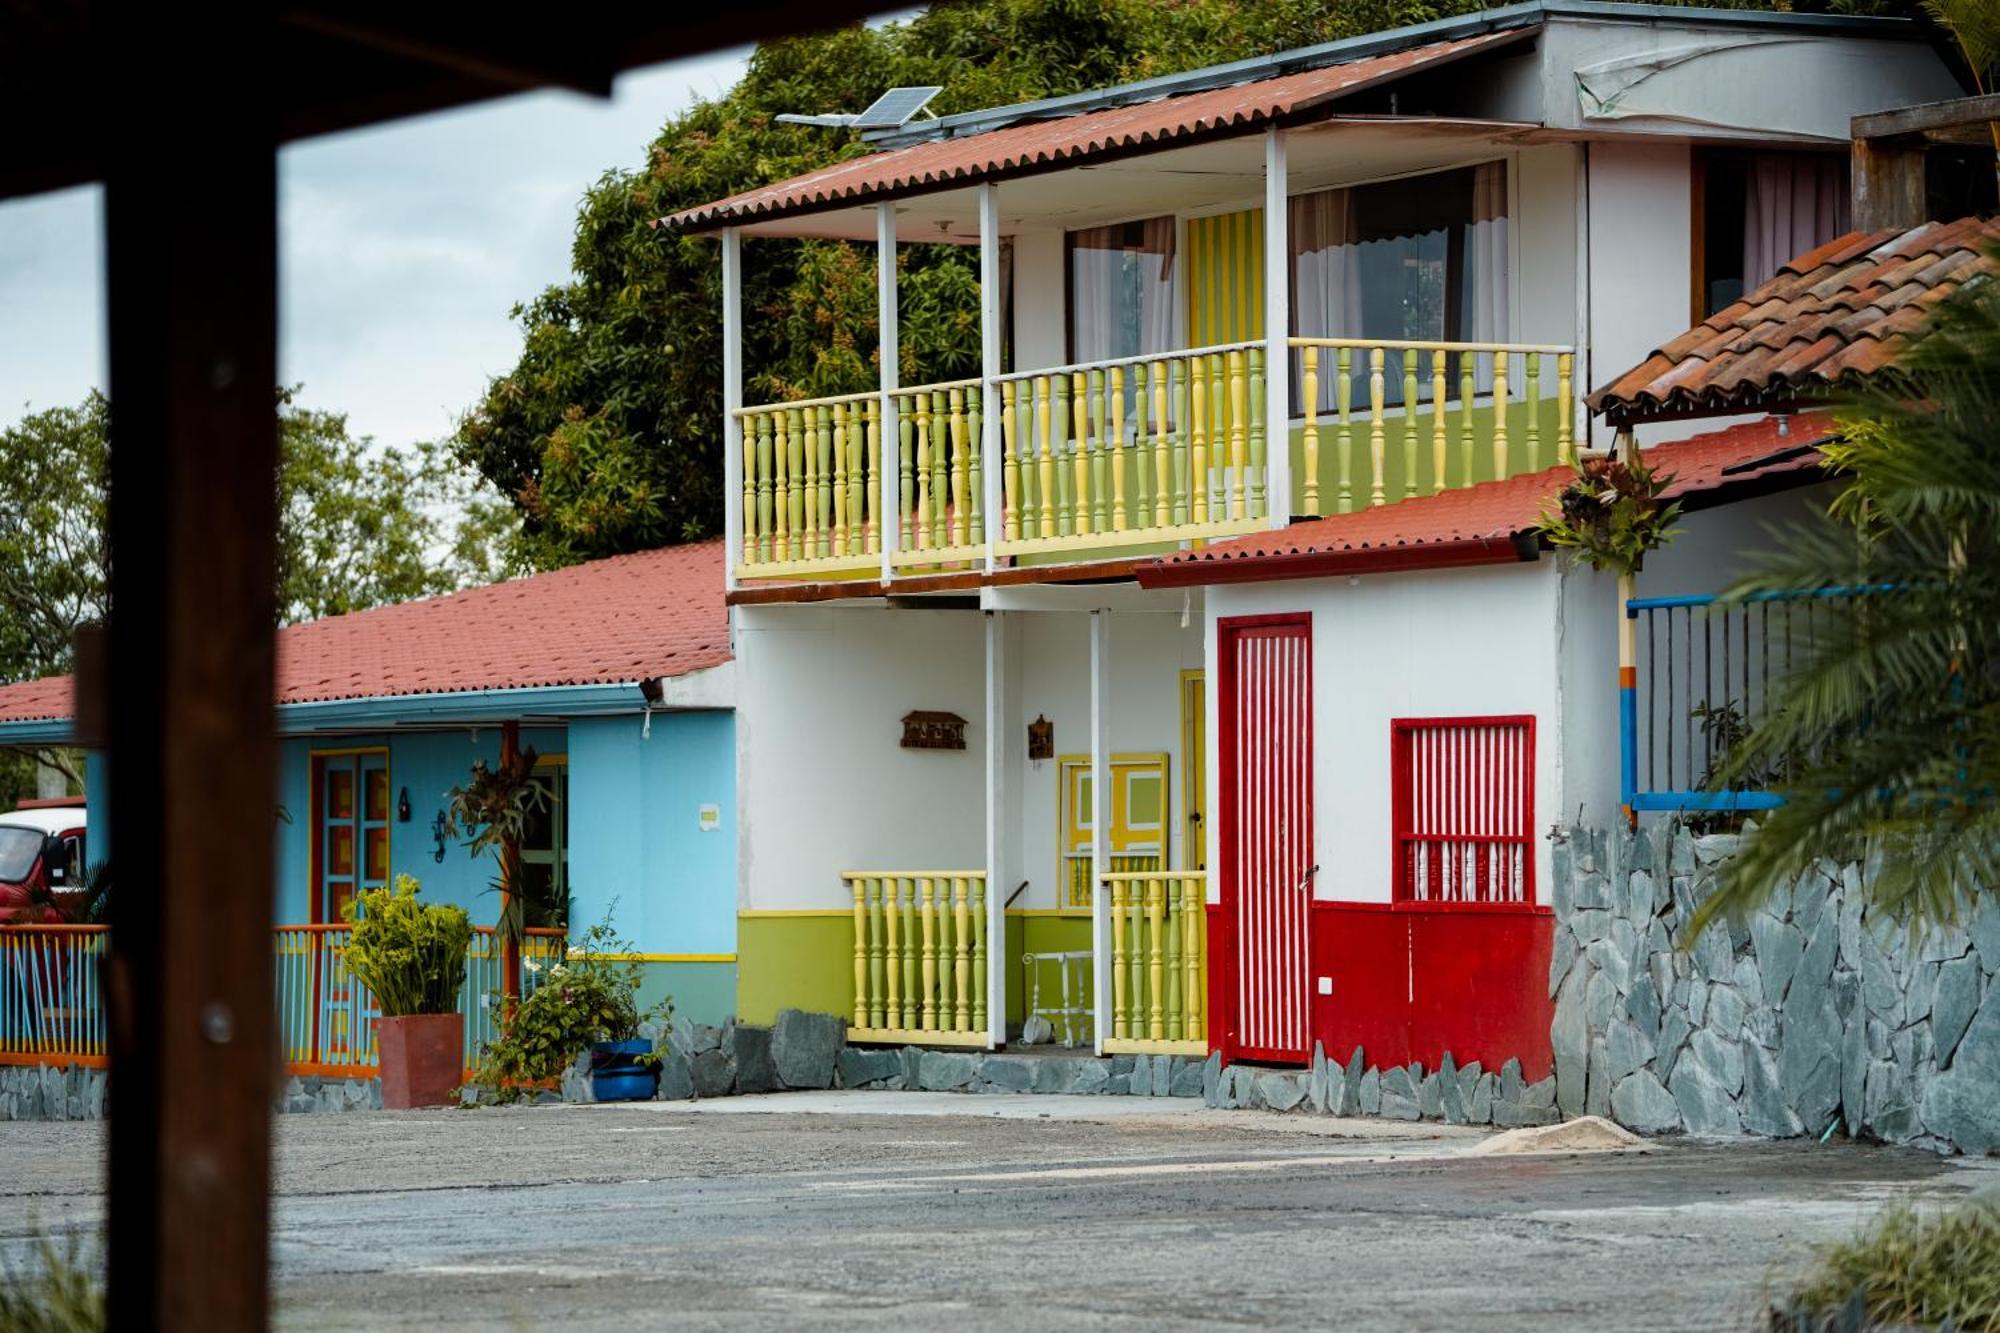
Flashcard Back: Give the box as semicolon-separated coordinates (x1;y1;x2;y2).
0;1063;105;1120
1552;822;2000;1155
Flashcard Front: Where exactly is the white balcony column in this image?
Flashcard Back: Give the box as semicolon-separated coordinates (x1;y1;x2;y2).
978;181;1002;571
1263;125;1291;527
877;203;900;583
1089;608;1112;1055
983;609;1008;1047
721;225;744;591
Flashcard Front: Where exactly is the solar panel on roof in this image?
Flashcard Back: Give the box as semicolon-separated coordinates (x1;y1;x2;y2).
850;85;942;129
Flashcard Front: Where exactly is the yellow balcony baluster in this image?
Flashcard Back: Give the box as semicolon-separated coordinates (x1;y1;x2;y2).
755;412;775;563
1247;348;1266;520
1053;373;1073;537
1525;352;1542;472
829;402;848;557
1182;878;1203;1042
949;386;969;549
814;402;832;559
1460;357;1476;488
912;393;932;551
1492;352;1510;482
930;389;949;550
919;877;937;1030
741;413;758;566
952;876;970;1031
885;878;905;1030
850;878;868;1028
898;399;916;550
971;878;987;1034
786;407;807;561
1557;351;1575;466
1126;884;1145;1041
1131;362;1150;525
1109;879;1129;1040
1000;380;1020;543
1152;360;1171;529
967;384;984;546
1368;347;1387;508
1301;345;1320;517
1087;368;1107;533
1171;358;1190;527
1402;354;1419;500
1070;371;1091;537
1336;347;1354;514
863;397;880;554
1036;376;1057;539
1108;364;1126;532
1431;349;1448;494
1189;357;1209;526
1147;877;1167;1041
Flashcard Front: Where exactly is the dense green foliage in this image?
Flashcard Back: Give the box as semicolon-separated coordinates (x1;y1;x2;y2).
340;875;475;1018
1535;451;1682;577
458;0;1818;568
0;1229;103;1333
1697;246;2000;933
1786;1199;2000;1330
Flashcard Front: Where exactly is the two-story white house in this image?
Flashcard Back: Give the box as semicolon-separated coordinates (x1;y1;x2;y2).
657;0;1961;1073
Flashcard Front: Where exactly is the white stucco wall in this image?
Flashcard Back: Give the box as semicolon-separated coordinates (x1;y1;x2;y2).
1584;139;1693;449
1206;561;1565;908
733;602;1201;913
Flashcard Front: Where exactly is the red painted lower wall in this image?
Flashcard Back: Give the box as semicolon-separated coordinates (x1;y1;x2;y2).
1308;902;1555;1081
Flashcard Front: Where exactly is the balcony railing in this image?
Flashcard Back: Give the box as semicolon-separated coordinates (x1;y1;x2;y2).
1292;339;1574;514
846;870;990;1048
1620;589;1886;813
734;338;1576;581
1101;871;1207;1056
4;923;566;1079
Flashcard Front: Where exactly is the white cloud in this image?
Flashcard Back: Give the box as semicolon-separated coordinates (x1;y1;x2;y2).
0;47;750;450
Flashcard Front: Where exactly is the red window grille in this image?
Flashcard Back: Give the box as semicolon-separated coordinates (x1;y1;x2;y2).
1391;715;1536;906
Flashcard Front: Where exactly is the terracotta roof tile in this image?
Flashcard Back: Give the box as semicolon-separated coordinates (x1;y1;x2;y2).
0;539;730;728
1590;218;2000;424
1138;414;1832;586
659;32;1527;233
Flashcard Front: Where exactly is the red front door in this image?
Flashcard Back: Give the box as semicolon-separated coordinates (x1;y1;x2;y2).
1218;615;1314;1064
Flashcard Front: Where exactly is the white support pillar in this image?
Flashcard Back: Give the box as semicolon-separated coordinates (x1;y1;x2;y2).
984;609;1008;1047
978;181;1003;571
721;226;744;591
1263;126;1291;526
1089;609;1112;1055
877;203;900;584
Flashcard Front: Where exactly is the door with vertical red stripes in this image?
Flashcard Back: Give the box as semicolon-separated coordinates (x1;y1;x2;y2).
1218;615;1313;1064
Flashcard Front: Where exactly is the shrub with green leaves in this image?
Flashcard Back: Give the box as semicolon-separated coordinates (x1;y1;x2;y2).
470;912;671;1093
340;874;474;1018
1784;1199;2000;1331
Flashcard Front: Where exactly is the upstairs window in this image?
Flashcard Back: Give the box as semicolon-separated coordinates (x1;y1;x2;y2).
1694;149;1850;318
1289;162;1510;410
1391;716;1535;906
1067;217;1176;365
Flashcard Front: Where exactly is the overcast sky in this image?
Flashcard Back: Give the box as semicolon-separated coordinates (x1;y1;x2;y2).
0;47;751;452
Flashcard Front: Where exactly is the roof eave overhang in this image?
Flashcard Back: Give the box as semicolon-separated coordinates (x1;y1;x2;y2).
0;718;77;748
1137;531;1538;590
659;27;1540;237
1594;389;1827;429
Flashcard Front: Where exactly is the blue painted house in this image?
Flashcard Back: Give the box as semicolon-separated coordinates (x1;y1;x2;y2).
0;538;738;1025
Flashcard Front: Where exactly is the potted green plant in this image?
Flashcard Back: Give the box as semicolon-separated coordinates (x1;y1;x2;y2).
341;874;473;1109
1534;450;1681;577
472;912;671;1103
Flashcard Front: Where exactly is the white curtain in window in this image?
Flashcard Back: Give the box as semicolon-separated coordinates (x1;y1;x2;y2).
1069;219;1175;365
1743;154;1850;293
1289;187;1360;412
1466;162;1510;345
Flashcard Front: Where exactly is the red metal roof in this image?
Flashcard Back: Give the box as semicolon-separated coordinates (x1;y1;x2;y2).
0;539;730;727
661;31;1528;233
1138;414;1834;587
1590;218;2000;424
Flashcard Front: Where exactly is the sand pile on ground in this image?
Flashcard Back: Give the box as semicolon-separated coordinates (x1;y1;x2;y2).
1467;1115;1650;1155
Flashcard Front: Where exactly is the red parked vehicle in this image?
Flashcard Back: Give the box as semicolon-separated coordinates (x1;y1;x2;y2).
0;798;88;924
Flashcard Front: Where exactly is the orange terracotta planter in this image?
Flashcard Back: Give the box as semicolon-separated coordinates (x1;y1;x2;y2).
377;1012;464;1109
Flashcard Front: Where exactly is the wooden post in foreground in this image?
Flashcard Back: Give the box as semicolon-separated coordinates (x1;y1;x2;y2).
104;7;279;1326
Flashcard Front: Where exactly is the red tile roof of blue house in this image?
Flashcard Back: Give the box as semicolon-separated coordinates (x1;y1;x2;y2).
1138;415;1833;588
0;538;730;726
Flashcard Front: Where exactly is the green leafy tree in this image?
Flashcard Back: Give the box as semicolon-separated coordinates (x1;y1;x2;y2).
1695;247;2000;934
460;0;1805;569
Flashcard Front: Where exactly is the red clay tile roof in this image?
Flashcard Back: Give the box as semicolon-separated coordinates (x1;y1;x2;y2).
0;539;730;727
1138;414;1834;587
660;32;1527;233
1590;218;2000;425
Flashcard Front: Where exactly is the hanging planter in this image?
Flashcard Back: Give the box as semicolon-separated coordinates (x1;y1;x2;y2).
1535;450;1682;576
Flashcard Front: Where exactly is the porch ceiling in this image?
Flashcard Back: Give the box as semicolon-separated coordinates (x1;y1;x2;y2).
727;117;1541;243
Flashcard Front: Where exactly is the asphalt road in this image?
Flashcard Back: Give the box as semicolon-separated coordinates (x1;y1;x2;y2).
3;1094;1995;1330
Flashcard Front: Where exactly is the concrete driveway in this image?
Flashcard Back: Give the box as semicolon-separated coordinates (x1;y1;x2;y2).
2;1093;1993;1329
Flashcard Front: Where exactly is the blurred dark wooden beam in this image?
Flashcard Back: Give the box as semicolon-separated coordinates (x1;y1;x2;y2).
103;5;280;1326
